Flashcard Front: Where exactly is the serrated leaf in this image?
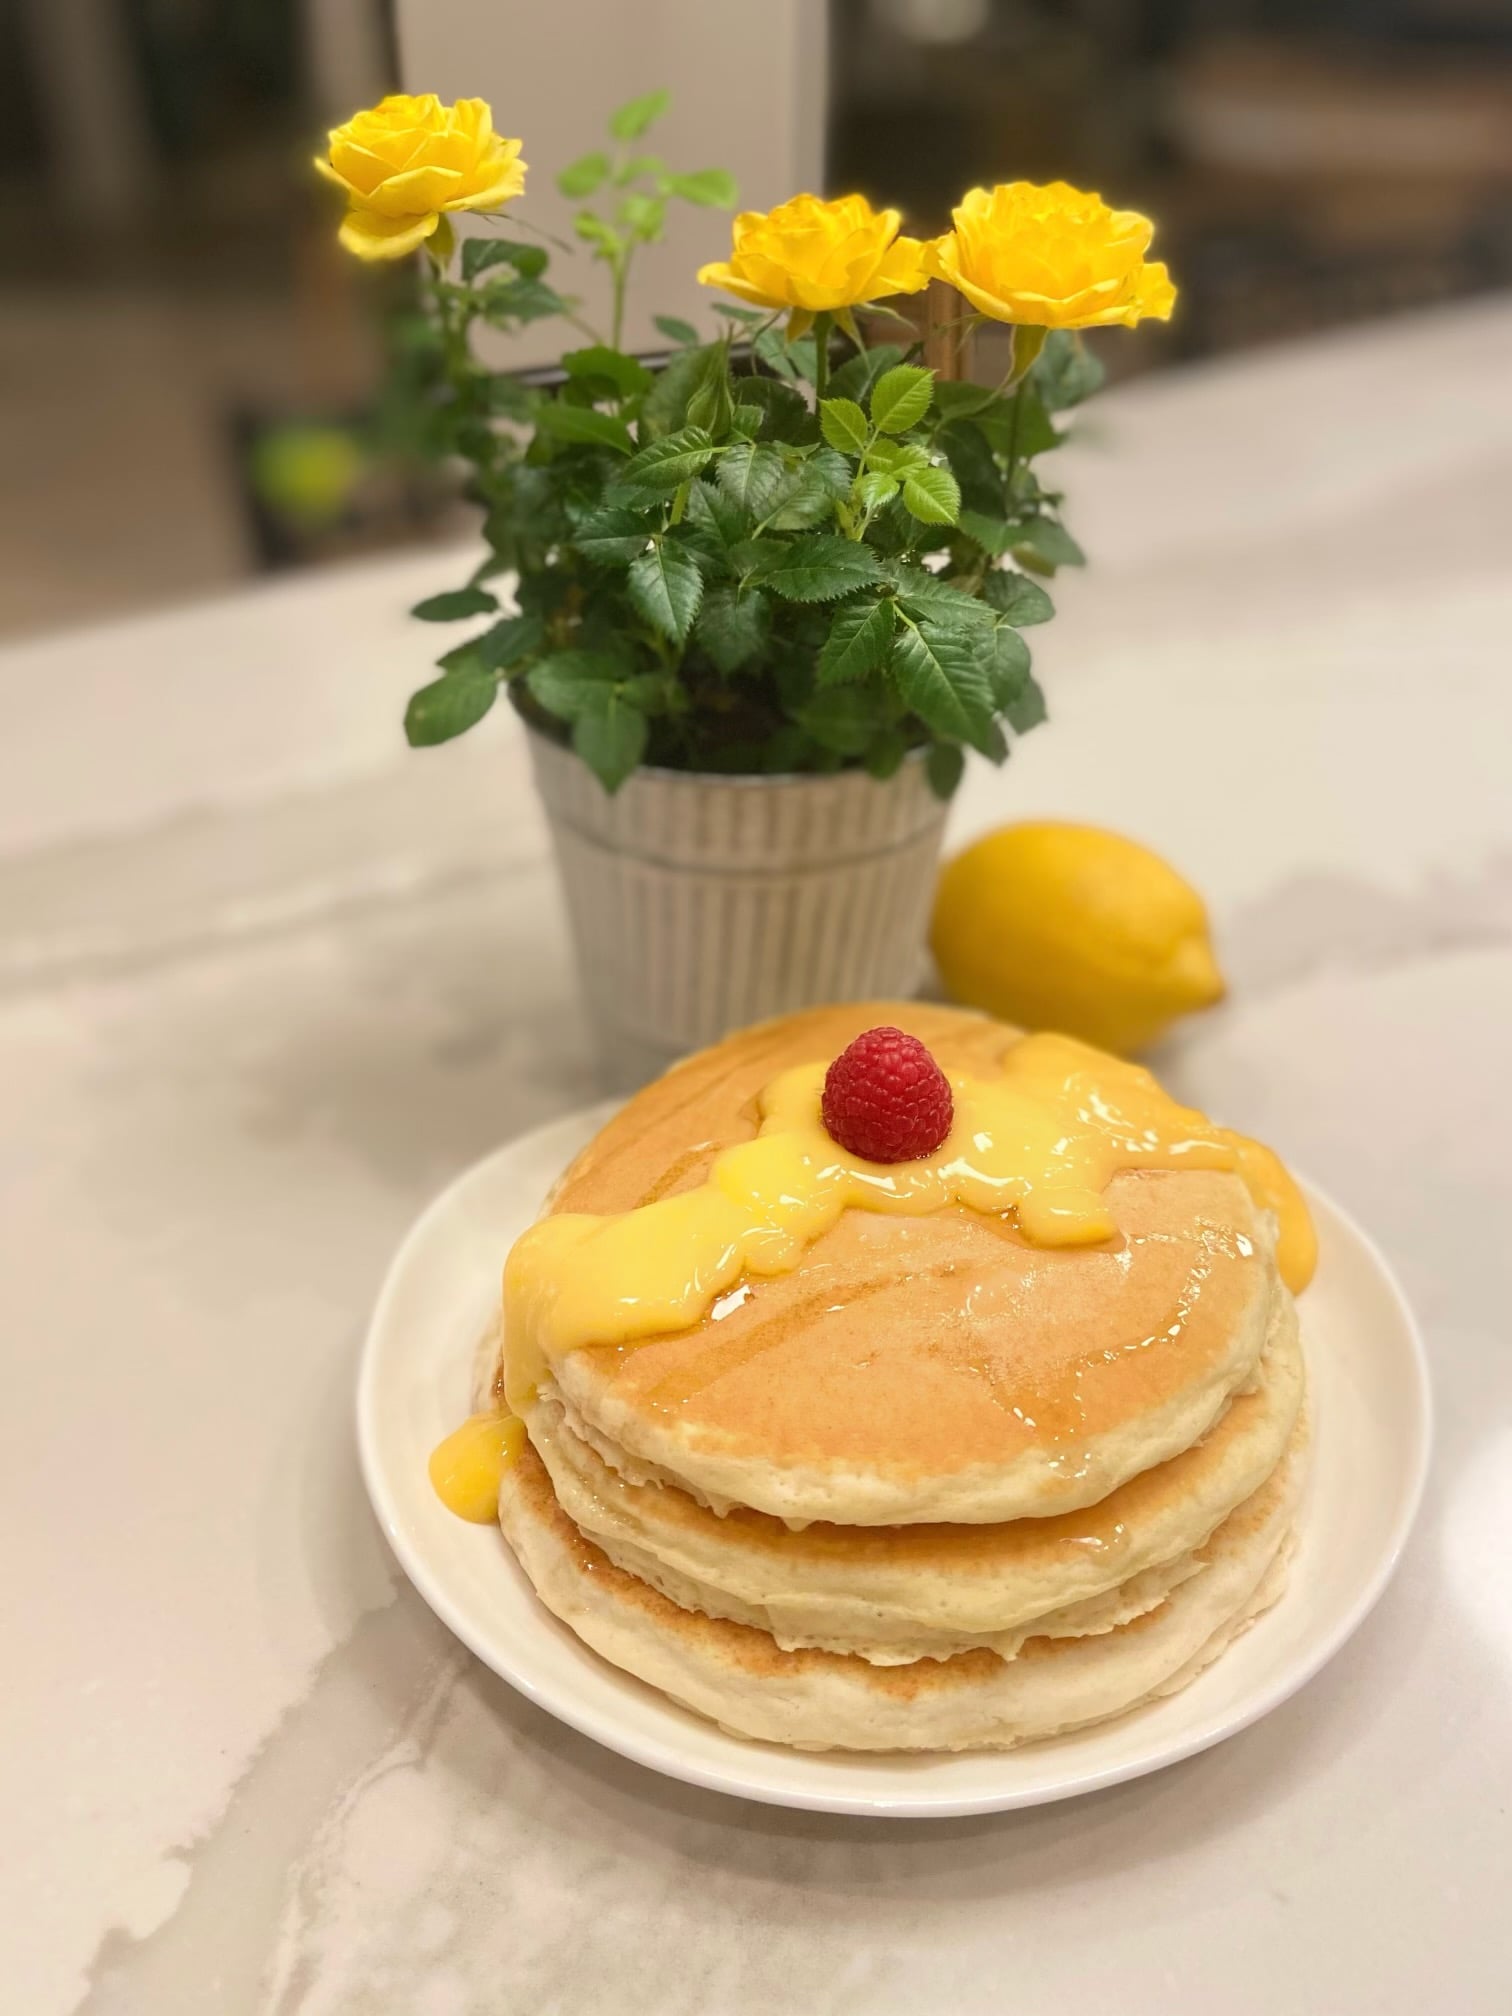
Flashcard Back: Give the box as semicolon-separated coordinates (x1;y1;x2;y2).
573;701;647;793
570;506;654;565
478;277;570;326
870;364;934;435
729;402;763;439
982;569;1054;625
683;478;744;551
620;425;715;491
826;344;907;405
762;536;883;603
930;380;1001;422
864;728;910;780
926;741;966;800
727;374;809;441
989;623;1032;705
437;612;545;673
662;167;738;206
819;398;869;456
654;314;700;347
412;585;498;622
716;440;786;518
729;536;785;582
404;668;497;745
1003;671;1048;735
798;686;878;757
526;650;623;721
901;464;961;525
890;624;995;749
695;585;768;673
978;386;1061;462
557;151;610;198
461;238;548;283
938;419;1004;513
610;89;670;141
628;540;704;641
856;471;899;512
865;439;929;477
562;345;654;397
818;599;894;685
639;342;722;437
1033;329;1105;410
760;449;849;532
533;402;634;455
888;566;994;629
1010;517;1085;569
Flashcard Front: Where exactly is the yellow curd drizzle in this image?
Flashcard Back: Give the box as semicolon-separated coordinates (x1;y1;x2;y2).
428;1410;525;1523
495;1031;1317;1417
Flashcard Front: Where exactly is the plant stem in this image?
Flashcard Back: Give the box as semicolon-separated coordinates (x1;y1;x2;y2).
611;256;628;350
812;312;832;401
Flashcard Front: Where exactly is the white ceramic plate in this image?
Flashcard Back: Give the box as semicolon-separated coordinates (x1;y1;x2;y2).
357;1104;1431;1819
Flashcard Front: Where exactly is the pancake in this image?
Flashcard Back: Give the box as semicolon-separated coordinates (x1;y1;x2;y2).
522;1298;1303;1661
497;1420;1308;1753
502;1002;1286;1526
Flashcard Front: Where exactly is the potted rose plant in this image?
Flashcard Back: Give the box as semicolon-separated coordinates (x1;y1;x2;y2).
317;90;1174;1082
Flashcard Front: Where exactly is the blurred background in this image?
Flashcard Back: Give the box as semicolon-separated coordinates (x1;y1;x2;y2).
5;0;1511;642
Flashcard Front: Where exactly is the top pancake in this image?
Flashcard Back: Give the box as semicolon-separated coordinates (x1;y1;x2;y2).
508;1003;1284;1526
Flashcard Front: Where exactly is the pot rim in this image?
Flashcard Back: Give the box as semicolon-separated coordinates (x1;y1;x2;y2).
518;713;935;793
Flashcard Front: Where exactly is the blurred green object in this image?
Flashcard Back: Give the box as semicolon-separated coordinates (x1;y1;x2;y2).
248;424;365;530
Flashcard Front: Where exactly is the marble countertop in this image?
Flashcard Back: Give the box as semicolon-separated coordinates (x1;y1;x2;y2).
5;298;1510;2015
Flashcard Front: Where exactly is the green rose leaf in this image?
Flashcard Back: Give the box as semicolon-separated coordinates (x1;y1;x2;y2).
562;346;655;398
797;686;878;757
989;623;1032;704
526;650;624;721
869;364;934;435
900;464;961;526
662;168;738;207
570;506;654;565
695;585;769;673
727;374;809;441
978;386;1061;461
437;612;545;673
620;192;666;241
610;89;670;141
533;403;635;455
628;540;704;641
926;741;966;801
863;728;910;780
825;344;907;405
716;440;786;518
818;599;894;686
404;666;498;745
683;478;745;551
461;238;548;282
930;381;1001;423
761;535;883;603
1010;517;1085;570
819;397;870;457
1033;329;1105;411
1003;671;1048;735
478;277;570;327
573;701;648;793
761;448;850;532
653;314;700;347
855;471;899;512
620;425;715;491
888;566;994;630
557;151;610;198
411;585;498;622
981;569;1054;625
865;439;930;477
890;623;996;750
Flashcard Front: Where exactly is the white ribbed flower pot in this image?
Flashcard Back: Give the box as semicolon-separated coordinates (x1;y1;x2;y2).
526;730;949;1088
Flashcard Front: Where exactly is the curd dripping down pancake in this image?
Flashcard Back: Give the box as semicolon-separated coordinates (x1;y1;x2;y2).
522;1298;1303;1662
496;1003;1294;1526
496;1420;1308;1753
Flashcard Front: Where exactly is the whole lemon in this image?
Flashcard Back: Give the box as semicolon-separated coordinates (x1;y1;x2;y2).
930;821;1226;1055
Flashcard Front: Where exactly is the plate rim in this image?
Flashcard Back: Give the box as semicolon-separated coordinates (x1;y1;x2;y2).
356;1106;1433;1819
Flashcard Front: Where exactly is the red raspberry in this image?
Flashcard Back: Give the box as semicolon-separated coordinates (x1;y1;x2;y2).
821;1025;954;1164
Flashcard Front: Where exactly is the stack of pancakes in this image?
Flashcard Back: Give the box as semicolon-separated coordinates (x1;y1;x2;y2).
494;1003;1308;1752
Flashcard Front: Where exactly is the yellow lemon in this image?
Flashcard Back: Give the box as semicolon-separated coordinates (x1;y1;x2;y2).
930;822;1225;1055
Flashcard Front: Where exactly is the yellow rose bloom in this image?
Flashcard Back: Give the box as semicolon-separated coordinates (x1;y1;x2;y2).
698;193;927;334
926;181;1176;329
316;94;526;261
